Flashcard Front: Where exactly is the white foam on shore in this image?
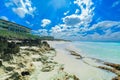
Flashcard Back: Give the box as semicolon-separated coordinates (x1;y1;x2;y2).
48;41;116;80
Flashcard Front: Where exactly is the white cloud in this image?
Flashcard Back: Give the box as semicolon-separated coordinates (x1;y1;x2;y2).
80;31;120;42
50;0;95;40
49;0;120;41
26;21;30;24
62;0;94;28
0;16;8;21
88;21;120;31
75;9;80;14
50;24;81;39
112;1;120;8
62;14;81;27
50;24;67;33
50;20;120;41
64;11;69;15
12;7;27;18
41;19;51;27
50;25;62;33
5;0;36;18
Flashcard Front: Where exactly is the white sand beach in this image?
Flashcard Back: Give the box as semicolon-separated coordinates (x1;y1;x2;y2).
48;41;116;80
0;41;118;80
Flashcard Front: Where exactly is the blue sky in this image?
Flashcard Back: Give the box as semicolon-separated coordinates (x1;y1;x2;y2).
0;0;120;41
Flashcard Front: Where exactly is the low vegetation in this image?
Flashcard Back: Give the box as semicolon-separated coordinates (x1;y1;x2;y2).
0;38;20;61
0;29;54;40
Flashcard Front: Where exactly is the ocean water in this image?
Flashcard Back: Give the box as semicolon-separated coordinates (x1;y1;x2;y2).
72;41;120;64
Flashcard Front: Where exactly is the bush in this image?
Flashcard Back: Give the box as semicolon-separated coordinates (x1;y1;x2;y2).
0;38;8;53
21;39;41;46
0;38;20;61
4;42;20;54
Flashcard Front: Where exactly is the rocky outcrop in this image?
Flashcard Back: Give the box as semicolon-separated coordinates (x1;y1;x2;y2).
112;76;120;80
67;49;83;59
98;62;120;80
41;63;55;72
21;71;30;76
104;62;120;70
0;60;2;66
0;40;80;80
50;66;79;80
98;66;120;76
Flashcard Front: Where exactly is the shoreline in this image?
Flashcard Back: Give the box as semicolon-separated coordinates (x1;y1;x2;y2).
0;40;120;80
48;41;119;80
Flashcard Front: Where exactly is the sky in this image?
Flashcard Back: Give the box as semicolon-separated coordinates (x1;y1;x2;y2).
0;0;120;42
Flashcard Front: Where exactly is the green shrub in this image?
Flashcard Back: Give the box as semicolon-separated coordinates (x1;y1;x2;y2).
0;39;7;53
4;42;20;54
0;38;20;61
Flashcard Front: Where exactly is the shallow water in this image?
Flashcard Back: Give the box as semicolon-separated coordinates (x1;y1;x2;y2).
72;41;120;63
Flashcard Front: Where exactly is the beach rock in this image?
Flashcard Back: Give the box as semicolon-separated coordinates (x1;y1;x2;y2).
50;67;80;80
0;60;2;66
76;56;82;59
32;58;41;62
41;63;54;72
67;75;80;80
68;50;83;59
7;72;21;80
41;56;48;63
104;62;120;70
5;66;15;72
21;71;30;76
112;76;120;80
98;66;120;76
42;41;50;48
17;62;26;68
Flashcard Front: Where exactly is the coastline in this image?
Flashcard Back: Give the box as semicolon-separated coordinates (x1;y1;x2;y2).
0;40;120;80
48;41;117;80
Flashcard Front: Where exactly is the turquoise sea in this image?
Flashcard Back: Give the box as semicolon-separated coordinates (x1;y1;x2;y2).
72;41;120;64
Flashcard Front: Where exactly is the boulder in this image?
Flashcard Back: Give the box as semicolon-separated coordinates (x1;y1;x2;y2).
21;71;30;76
112;76;120;80
0;60;2;66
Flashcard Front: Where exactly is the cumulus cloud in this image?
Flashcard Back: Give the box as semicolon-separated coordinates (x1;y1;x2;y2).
26;21;30;24
41;19;51;27
49;0;120;41
88;21;120;31
50;24;68;33
50;25;62;33
112;1;120;8
50;0;95;40
0;16;8;21
73;0;94;25
80;31;120;42
62;14;81;27
50;20;120;41
5;0;36;18
64;11;69;15
75;9;80;14
62;0;94;28
71;20;120;41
